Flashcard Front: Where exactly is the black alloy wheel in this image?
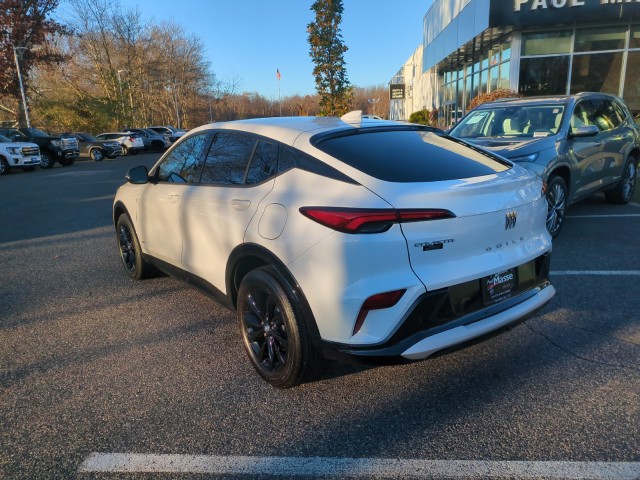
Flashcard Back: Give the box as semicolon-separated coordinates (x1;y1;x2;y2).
546;175;567;237
116;214;150;280
237;268;321;388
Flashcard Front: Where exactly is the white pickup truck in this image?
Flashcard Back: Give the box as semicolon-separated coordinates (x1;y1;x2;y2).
0;134;41;175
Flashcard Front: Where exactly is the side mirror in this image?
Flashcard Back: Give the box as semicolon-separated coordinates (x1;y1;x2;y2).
570;125;599;138
125;165;149;184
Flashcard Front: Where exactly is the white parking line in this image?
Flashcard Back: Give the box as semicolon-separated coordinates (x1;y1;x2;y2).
78;453;640;479
552;271;640;276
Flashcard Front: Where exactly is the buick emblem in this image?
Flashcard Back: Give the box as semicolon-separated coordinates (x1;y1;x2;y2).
505;211;517;230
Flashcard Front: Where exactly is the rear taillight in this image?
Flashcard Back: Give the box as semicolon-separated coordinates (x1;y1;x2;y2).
299;207;455;234
353;289;406;336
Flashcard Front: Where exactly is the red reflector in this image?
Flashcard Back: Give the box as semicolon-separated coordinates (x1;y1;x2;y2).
353;289;406;336
299;207;454;234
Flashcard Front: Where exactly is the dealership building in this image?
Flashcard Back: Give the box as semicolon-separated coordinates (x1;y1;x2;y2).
389;0;640;125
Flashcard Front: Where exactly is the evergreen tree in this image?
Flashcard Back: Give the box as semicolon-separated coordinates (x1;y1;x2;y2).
307;0;353;116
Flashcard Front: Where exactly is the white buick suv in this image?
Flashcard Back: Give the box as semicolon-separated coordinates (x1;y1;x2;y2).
113;112;555;388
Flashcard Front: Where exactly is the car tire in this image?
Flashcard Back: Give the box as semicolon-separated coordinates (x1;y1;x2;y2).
545;175;567;237
237;267;322;388
116;213;152;280
0;157;9;175
90;148;104;162
130;149;138;155
605;156;637;205
39;151;54;169
121;145;129;156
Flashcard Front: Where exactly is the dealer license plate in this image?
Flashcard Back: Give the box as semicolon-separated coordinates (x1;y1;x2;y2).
482;268;517;306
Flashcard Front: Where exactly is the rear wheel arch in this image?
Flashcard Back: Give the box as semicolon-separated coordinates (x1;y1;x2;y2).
226;243;322;347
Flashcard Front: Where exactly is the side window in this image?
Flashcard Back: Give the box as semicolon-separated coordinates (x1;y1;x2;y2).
611;100;629;124
279;145;358;184
245;141;278;184
571;101;597;129
156;133;210;183
8;131;26;141
590;99;617;131
200;133;257;185
278;146;296;174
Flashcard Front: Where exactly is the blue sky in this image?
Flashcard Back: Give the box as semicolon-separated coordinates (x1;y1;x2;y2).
128;0;433;99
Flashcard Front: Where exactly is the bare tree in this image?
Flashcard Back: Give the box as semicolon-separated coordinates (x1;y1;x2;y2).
0;0;68;125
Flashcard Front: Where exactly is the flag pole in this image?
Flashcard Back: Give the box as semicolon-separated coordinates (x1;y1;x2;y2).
277;68;282;116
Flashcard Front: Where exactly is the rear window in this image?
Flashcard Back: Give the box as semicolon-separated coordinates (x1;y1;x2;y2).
313;129;510;183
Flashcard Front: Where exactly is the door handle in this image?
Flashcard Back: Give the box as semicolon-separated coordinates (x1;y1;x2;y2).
168;194;181;203
230;199;251;210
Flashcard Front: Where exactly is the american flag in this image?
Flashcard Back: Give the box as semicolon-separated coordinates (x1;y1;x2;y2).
276;68;281;80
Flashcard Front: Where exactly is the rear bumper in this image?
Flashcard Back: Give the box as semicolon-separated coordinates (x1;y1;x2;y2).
322;282;554;364
401;283;555;360
321;253;555;364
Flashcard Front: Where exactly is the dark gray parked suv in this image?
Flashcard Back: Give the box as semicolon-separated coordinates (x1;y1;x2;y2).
449;93;639;236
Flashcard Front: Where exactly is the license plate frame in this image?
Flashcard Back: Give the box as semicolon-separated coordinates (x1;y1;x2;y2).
482;268;517;306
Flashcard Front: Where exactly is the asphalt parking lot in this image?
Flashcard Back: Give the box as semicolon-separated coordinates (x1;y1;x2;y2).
1;154;639;479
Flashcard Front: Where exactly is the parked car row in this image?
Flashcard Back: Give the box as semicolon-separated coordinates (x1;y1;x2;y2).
0;125;185;173
0;128;79;171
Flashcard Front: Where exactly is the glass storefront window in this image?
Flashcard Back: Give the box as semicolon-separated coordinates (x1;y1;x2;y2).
457;78;464;115
519;56;569;96
631;25;640;49
446;82;455;102
499;61;511;90
575;26;626;52
570;52;623;95
481;51;489;70
473;57;480;75
490;44;501;66
623;51;640;111
480;70;488;94
522;31;572;56
489;66;499;92
502;44;511;62
472;72;480;100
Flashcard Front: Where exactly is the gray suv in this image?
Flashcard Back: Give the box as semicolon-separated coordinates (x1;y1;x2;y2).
449;93;639;236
